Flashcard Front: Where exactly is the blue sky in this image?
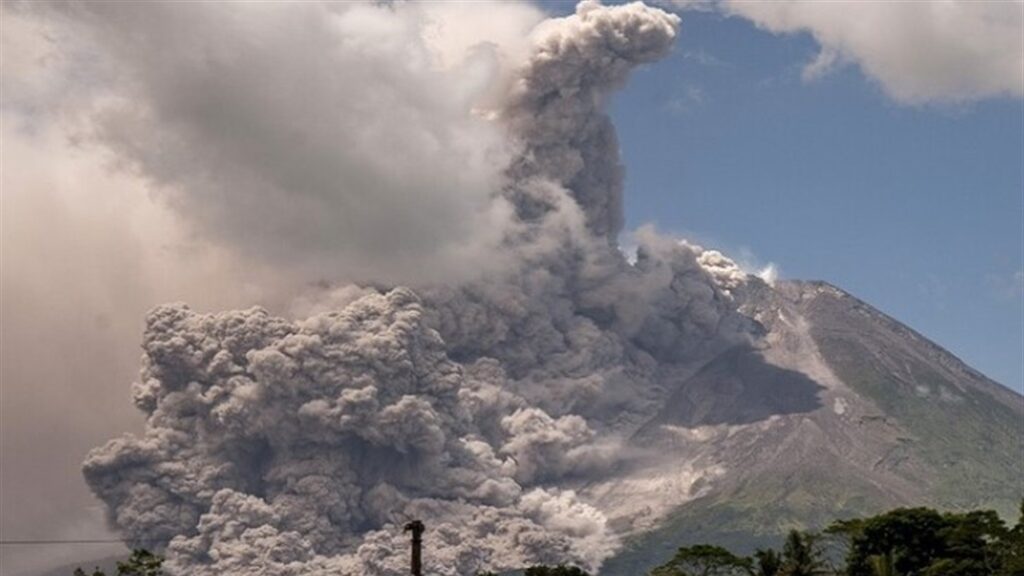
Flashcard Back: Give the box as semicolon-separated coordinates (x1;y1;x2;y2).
607;9;1024;392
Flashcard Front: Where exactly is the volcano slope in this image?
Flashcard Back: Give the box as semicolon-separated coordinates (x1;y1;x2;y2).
598;278;1023;575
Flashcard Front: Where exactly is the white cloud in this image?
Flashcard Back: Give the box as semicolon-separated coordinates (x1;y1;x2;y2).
3;2;552;287
672;0;1024;104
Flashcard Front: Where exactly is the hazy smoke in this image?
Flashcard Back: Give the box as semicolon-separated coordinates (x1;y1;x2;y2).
77;2;759;574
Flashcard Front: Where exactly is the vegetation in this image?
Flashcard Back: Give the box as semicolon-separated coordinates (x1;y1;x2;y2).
476;566;591;576
645;502;1024;576
649;543;752;575
79;503;1024;576
73;549;163;576
524;566;593;576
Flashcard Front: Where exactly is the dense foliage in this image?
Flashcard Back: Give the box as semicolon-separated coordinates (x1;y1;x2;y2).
73;549;163;576
77;504;1023;576
649;502;1024;576
524;566;593;576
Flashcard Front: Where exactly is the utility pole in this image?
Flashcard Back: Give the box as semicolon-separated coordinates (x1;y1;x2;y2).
404;520;425;576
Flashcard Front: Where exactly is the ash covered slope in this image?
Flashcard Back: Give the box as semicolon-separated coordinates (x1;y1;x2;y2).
601;279;1023;575
784;280;1022;511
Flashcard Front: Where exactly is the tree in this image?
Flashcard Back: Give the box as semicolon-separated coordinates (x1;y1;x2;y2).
779;530;828;576
74;550;163;576
844;508;949;576
753;548;782;576
822;518;863;573
649;544;753;576
934;509;1008;576
993;501;1024;576
834;504;1024;576
867;551;896;576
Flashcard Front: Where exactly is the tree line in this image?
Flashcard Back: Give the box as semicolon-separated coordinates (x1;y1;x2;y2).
495;503;1024;576
76;502;1024;576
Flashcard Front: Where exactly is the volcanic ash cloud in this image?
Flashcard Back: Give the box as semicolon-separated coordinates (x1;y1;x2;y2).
87;291;617;575
81;2;758;574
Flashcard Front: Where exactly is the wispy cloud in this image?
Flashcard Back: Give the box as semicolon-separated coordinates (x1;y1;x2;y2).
917;274;950;311
985;270;1024;303
680;48;731;69
666;84;707;115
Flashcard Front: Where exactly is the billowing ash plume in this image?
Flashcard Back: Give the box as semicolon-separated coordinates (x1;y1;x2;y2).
81;2;759;574
503;0;681;241
87;291;617;574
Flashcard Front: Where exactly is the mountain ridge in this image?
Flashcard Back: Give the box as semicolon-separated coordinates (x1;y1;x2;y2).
596;277;1022;575
782;280;1017;401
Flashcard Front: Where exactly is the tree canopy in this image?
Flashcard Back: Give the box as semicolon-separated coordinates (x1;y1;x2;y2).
646;502;1024;576
73;549;163;576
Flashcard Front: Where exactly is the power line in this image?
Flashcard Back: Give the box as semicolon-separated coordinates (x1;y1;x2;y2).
0;539;161;546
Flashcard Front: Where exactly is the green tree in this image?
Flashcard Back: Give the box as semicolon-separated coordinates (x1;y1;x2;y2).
753;548;782;576
844;508;949;576
822;518;863;573
835;505;1024;576
74;550;163;576
866;551;896;576
779;530;828;576
935;509;1007;576
994;501;1024;576
649;544;753;576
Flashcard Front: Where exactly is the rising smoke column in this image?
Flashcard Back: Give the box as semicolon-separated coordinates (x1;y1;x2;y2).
421;1;748;430
81;2;756;575
503;0;682;241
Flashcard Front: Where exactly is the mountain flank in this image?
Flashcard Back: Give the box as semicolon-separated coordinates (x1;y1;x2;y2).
598;279;1023;576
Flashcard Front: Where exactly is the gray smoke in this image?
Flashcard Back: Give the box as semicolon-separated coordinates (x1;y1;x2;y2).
77;2;760;574
502;0;682;241
86;291;618;574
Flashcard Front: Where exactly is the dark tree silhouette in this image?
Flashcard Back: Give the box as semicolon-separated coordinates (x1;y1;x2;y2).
74;549;163;576
994;501;1024;576
833;505;1021;576
779;530;828;576
753;548;783;576
650;544;752;576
